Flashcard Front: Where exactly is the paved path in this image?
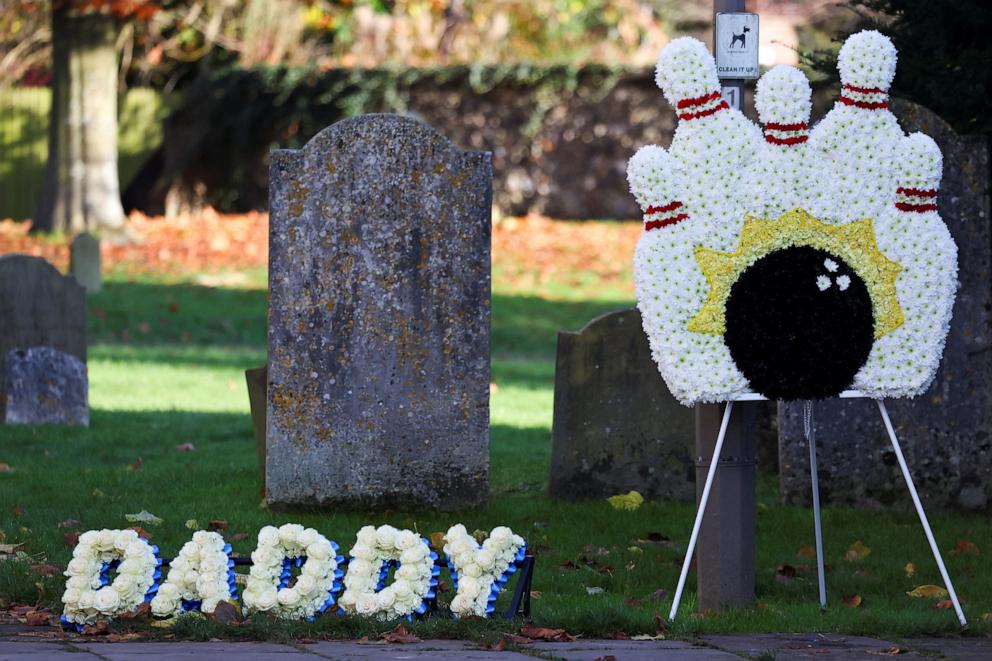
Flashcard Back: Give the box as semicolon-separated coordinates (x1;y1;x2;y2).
1;635;990;660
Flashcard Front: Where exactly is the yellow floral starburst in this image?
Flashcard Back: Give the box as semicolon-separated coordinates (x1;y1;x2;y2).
687;208;904;339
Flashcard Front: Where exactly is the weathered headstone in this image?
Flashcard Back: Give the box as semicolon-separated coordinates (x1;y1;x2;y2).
265;114;492;510
69;232;101;293
0;255;86;421
4;347;89;426
779;100;992;510
550;308;695;501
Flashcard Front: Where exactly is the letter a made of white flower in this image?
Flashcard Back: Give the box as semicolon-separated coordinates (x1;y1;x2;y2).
337;525;438;621
242;524;344;620
443;525;527;618
150;531;236;617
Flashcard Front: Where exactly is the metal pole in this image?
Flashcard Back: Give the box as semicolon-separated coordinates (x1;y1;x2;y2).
876;400;967;627
804;401;827;608
714;0;746;111
671;402;735;620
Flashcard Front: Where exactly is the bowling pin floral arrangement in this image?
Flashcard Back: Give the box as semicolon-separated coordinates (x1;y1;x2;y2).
629;30;958;405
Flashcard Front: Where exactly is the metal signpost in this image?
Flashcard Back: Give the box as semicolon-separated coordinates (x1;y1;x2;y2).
688;0;760;615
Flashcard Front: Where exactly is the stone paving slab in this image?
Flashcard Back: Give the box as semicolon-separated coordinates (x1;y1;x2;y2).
0;641;78;659
701;633;933;659
904;637;992;661
529;639;739;660
304;640;533;660
75;641;301;659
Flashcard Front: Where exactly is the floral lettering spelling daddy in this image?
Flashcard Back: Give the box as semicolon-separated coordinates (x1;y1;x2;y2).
628;31;958;403
62;523;529;627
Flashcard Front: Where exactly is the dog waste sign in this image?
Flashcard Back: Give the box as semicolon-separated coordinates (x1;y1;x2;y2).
715;12;759;80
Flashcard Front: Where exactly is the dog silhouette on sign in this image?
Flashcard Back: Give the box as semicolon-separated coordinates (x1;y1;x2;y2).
730;25;750;49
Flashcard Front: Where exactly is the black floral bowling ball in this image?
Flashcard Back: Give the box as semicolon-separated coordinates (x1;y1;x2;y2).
724;245;874;400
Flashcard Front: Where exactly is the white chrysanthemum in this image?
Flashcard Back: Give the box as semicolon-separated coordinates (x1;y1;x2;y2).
837;29;897;90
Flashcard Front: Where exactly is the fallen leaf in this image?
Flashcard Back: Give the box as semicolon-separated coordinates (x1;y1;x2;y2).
951;540;980;556
627;546;643;554
124;510;162;526
906;585;949;599
174;443;196;452
491;638;507;651
58;519;81;529
231;532;249;542
607;490;644;511
381;624;420;644
648;588;668;602
13;504;23;517
64;532;80;547
0;463;13;472
429;531;446;550
797;545;816;558
631;634;667;640
934;599;955;610
654;611;668;633
24;610;51;626
119;603;151;620
586;586;605;595
582;544;611;557
185;519;199;530
31;563;59;576
866;647;904;656
904;562;916;578
623;597;642;608
843;594;863;608
605;630;629;640
106;633;143;642
529;590;542;599
82;621;110;636
594;656;618;661
208;601;242;625
845;540;871;562
519;623;576;642
558;560;577;571
128;527;152;540
0;542;26;555
128;457;143;471
208;520;229;531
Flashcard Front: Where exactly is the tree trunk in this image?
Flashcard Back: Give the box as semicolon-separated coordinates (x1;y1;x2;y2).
34;8;125;234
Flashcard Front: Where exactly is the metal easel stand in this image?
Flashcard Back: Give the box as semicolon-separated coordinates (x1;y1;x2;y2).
668;391;967;627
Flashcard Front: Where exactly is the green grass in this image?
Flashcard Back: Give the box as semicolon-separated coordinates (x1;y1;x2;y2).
0;268;989;642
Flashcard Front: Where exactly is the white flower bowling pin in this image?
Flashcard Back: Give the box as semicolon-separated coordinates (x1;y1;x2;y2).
810;30;904;221
854;133;958;397
743;65;819;218
628;145;748;405
655;37;761;252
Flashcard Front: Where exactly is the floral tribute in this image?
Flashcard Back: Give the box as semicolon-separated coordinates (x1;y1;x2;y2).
60;529;162;630
150;531;237;617
628;30;958;404
443;524;527;618
337;525;439;621
242;524;345;620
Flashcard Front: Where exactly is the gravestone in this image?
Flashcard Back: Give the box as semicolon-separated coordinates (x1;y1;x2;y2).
779;100;992;510
0;255;86;421
550;308;695;501
70;233;101;293
5;347;89;426
266;114;492;510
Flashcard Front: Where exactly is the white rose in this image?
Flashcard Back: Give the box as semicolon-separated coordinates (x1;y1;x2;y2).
400;545;426;564
279;524;305;545
299;528;320;548
78;531;98;546
375;526;397;549
62;588;82;604
395;530;418;550
490;527;512;543
258;526;280;547
476;550;496;571
112;574;137;595
77;591;96;610
197;578;220;599
202;597;222;614
158;583;180;600
459;576;480;599
277;588;302;607
356;526;377;546
355;593;378;615
115;530;138;550
447;524;468;538
67;558;91;575
449;539;472;556
450;594;471;613
306;542;331;561
96;530;116;550
376;588;397;609
200;556;226;574
253;588;278;611
350;544;373;561
294;575;316;595
461;563;482;578
94;587;121;613
393;581;412;601
396;565;419;581
67;576;90;590
337;591;357;609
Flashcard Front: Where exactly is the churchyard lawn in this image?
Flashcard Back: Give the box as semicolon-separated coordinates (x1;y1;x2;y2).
0;217;990;641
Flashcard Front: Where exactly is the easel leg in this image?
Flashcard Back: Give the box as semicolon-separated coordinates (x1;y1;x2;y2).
669;402;734;621
804;401;827;609
876;400;967;627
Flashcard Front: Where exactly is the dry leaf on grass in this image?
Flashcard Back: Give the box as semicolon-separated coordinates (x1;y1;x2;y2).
518;623;576;642
381;624;420;644
606;491;644;511
63;532;80;547
0;463;13;472
844;540;871;562
904;562;916;577
797;545;816;558
124;510;162;526
951;540;980;556
82;621;111;636
23;610;51;626
429;531;446;550
31;564;58;576
906;585;949;599
0;542;26;555
208;520;229;531
174;443;196;452
207;601;242;625
843;594;863;608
